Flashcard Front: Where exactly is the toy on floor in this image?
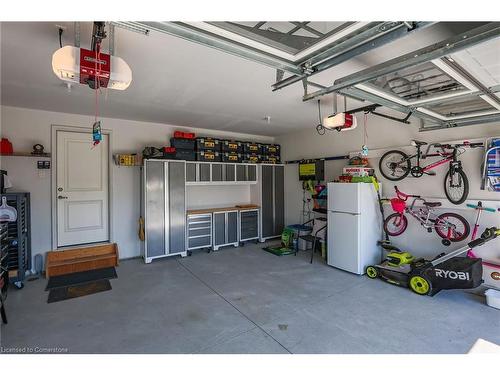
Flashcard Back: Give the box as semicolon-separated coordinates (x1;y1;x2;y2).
262;228;296;256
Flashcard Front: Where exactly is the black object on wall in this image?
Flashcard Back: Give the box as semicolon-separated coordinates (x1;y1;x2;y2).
0;170;7;194
1;192;31;289
298;159;325;181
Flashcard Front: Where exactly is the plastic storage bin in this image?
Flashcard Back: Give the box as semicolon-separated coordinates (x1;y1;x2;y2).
243;142;262;154
485;288;500;310
170;137;195;150
242;153;262;163
196;150;221;162
262;144;281;156
221;140;242;153
196;137;221;152
262;155;281;164
221;152;242;163
175;149;196;161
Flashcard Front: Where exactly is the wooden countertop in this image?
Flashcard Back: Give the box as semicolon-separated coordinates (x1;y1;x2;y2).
187;204;259;215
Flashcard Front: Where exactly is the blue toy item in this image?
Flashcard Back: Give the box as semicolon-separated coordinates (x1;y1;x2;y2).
92;120;102;146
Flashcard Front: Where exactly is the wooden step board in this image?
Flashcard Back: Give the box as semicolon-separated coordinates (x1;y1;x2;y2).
46;243;119;278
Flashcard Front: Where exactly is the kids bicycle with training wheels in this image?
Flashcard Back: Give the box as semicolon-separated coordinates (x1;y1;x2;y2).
383;186;470;246
379;140;483;204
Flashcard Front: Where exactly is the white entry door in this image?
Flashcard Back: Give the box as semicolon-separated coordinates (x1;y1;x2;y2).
56;130;109;247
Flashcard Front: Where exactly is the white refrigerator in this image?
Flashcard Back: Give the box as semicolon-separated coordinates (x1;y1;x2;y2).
327;182;382;275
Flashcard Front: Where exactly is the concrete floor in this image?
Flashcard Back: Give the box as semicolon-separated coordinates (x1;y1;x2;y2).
1;242;499;354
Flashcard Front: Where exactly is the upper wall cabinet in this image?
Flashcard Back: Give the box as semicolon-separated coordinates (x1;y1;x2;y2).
186;162;258;185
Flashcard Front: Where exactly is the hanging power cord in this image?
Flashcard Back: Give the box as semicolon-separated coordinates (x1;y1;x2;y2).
95;44;100;124
315;99;326;135
58;27;63;48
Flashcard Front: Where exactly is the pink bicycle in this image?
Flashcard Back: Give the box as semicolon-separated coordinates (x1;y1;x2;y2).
384;186;470;246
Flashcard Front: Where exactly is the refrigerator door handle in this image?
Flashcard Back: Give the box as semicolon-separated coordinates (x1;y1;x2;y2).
329;210;360;216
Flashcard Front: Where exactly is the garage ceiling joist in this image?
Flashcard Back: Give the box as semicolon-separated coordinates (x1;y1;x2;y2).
117;21;500;131
121;21;432;90
302;22;500;101
271;21;432;92
301;22;500;131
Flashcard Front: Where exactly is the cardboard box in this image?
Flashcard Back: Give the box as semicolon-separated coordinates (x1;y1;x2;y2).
342;167;374;177
483;263;500;289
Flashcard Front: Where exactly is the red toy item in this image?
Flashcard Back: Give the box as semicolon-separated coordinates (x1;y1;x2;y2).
0;138;13;155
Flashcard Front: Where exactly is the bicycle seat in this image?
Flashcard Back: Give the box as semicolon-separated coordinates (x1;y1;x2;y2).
411;140;428;146
423;201;442;208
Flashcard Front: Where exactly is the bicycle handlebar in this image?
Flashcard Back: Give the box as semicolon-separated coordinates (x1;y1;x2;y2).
437;142;484;149
394;186;420;200
466;202;498;213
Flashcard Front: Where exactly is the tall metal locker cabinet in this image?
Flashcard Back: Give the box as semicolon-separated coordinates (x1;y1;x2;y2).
142;160;187;263
258;165;284;241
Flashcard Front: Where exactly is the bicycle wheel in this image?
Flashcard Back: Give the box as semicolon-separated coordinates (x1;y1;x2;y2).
378;150;411;181
444;168;469;205
383;213;408;236
434;213;470;242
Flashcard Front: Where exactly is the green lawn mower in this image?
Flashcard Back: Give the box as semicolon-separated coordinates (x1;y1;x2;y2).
366;227;500;296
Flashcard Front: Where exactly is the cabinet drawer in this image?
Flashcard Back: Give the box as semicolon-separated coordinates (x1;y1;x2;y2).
241;229;258;240
241;216;257;223
187;214;212;223
188;227;211;237
188;221;211;229
188;236;211;249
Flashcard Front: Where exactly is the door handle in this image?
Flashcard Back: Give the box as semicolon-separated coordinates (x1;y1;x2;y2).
57;195;68;199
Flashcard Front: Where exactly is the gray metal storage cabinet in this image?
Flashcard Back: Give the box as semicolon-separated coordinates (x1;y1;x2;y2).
1;192;30;288
187;213;212;250
212;210;239;251
239;208;259;243
258;165;284;241
142;160;186;263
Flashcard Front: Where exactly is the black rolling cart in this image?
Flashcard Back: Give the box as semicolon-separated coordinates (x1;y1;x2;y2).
1;192;31;289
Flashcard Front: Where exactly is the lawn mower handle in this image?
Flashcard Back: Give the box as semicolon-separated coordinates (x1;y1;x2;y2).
430;227;499;267
468;227;500;248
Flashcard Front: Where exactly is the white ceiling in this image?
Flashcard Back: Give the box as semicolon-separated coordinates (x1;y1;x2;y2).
0;22;478;136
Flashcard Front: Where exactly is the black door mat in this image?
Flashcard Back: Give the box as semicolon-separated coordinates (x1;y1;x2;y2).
262;247;296;256
47;279;112;303
45;267;117;291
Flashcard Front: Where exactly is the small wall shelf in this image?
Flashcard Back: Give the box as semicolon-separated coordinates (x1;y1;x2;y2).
1;152;51;158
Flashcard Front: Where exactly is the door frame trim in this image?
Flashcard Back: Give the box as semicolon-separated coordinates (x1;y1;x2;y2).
51;125;114;250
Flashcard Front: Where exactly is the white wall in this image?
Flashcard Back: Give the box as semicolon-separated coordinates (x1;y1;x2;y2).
275;114;500;266
187;185;252;209
0;105;273;265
